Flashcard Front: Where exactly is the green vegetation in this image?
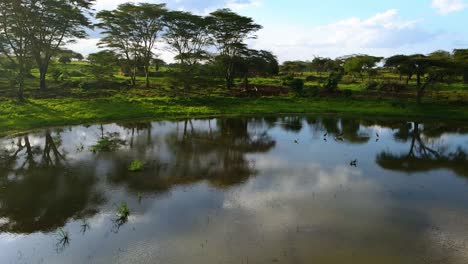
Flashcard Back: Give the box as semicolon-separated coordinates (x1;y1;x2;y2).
116;202;130;220
1;95;467;137
1;1;467;137
128;160;144;172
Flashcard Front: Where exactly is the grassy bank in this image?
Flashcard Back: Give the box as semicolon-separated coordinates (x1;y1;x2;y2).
1;95;467;136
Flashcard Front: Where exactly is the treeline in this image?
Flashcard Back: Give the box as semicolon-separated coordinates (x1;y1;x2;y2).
1;1;467;103
281;50;468;102
0;1;278;100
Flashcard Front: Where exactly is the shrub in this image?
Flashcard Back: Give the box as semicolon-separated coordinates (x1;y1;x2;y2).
281;74;294;85
362;81;379;90
68;70;85;77
323;71;343;92
288;78;304;94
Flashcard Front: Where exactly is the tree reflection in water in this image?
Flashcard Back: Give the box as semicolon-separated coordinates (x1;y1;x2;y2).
377;122;468;177
0;130;104;234
107;118;276;193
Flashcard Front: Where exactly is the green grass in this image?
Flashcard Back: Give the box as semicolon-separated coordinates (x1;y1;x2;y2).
1;95;467;137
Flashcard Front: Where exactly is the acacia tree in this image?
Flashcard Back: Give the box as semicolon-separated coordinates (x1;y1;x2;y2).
164;11;211;89
26;0;94;90
97;3;166;88
164;11;211;67
0;0;31;100
343;55;382;81
386;54;456;103
310;57;333;76
207;9;262;89
237;49;279;86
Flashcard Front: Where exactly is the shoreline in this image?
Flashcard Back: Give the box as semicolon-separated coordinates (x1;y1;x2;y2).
1;96;467;137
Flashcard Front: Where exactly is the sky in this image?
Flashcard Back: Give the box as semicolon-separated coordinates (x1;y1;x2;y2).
68;0;468;62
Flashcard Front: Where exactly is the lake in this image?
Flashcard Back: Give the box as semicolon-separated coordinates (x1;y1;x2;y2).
0;116;467;264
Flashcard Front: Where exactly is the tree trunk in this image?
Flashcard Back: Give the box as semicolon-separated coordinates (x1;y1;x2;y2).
416;73;421;86
39;67;47;90
416;80;431;104
145;67;150;88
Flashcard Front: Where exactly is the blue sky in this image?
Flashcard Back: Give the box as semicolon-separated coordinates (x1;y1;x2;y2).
69;0;468;62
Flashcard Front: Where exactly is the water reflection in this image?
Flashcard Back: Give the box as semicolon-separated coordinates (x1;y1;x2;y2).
0;116;467;263
377;122;468;176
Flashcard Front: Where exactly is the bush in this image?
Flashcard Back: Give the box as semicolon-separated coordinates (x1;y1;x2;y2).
68;70;85;77
323;71;343;92
362;81;379;90
287;78;304;94
281;74;294;85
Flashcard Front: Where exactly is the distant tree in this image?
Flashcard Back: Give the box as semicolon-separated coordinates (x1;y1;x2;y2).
386;54;457;103
55;49;84;64
343;55;382;81
97;3;167;88
281;61;308;74
310;57;333;76
207;9;262;89
385;55;415;84
429;50;452;59
237;49;279;86
58;56;71;65
454;49;468;84
151;58;166;72
87;50;120;80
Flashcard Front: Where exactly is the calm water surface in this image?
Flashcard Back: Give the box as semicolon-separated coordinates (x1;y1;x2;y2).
0;116;467;264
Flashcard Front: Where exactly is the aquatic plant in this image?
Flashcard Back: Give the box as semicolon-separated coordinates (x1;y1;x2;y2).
56;228;70;252
80;219;90;234
116;202;130;220
112;202;131;233
128;160;144;172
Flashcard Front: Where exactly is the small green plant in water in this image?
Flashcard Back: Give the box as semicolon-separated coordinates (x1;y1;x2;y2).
116;202;130;219
128;160;144;172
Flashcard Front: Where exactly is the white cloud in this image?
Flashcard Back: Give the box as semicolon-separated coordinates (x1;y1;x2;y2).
431;0;467;15
250;9;439;61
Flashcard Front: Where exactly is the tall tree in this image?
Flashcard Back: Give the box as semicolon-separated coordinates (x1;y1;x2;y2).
0;0;31;100
164;11;211;67
164;11;211;89
27;0;94;90
97;3;166;88
207;9;262;89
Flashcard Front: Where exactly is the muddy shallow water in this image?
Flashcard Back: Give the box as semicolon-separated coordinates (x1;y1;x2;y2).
0;116;467;264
